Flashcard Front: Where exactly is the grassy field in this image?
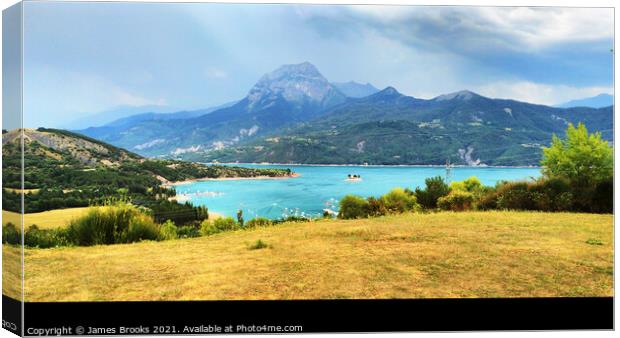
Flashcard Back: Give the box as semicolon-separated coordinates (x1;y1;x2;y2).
2;208;221;229
2;207;91;229
3;211;613;302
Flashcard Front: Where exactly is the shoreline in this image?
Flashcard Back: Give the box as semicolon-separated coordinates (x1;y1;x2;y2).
203;162;542;169
164;172;301;187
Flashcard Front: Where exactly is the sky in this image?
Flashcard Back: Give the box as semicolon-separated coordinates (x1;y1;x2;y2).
21;2;614;128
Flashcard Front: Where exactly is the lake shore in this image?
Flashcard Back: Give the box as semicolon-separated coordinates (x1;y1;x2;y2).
163;172;300;187
204;162;542;169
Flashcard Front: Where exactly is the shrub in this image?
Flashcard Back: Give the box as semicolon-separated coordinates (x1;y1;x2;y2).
381;188;419;213
67;204;159;246
24;225;72;248
200;217;239;236
245;217;272;228
591;179;613;213
248;239;269;250
495;182;534;210
122;214;161;243
450;176;483;193
477;190;498;210
2;222;20;245
338;195;370;219
414;176;450;209
177;225;201;238
366;196;388;217
280;216;310;223
437;190;474;211
159;220;178;240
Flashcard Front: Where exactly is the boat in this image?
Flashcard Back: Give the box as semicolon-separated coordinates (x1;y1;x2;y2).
345;174;362;182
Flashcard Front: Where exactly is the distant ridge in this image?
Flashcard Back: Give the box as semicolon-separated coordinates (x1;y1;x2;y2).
333;81;380;98
556;94;613;108
77;62;613;166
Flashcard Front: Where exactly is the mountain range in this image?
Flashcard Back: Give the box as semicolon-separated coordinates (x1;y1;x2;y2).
78;62;613;166
556;94;614;109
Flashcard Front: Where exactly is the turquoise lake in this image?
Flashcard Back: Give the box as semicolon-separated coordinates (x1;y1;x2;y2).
174;165;541;219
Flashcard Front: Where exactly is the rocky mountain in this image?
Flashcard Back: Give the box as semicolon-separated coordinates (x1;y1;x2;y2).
182;87;613;166
78;62;613;166
80;62;347;157
556;93;614;109
333;81;380;98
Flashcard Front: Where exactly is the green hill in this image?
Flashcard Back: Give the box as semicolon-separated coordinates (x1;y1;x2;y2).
2;128;293;214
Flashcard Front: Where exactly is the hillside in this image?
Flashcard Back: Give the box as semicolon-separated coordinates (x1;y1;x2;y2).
78;62;613;166
2;128;294;213
7;211;612;301
80;62;348;157
186;88;613;166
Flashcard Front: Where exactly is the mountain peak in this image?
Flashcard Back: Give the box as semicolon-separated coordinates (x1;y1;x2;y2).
434;90;481;102
262;62;322;81
247;62;344;108
370;86;402;98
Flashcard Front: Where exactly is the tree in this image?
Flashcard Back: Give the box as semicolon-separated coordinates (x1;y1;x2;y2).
541;123;613;186
414;176;450;209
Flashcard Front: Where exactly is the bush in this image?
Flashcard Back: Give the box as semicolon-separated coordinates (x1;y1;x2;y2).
414;176;450;209
529;178;573;211
248;239;269;250
492;179;576;212
24;225;72;248
2;222;20;245
245;217;272;228
590;179;613;213
450;176;483;193
338;195;370;219
477;191;498;210
380;188;419;213
366;196;388;217
159;220;178;240
437;190;474;211
121;214;161;243
200;217;239;236
177;225;201;238
67;204;159;246
495;182;534;210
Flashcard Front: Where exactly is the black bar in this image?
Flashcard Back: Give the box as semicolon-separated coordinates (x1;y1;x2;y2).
18;297;613;334
3;296;22;336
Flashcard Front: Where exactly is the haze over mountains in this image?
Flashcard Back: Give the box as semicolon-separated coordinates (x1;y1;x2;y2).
556;94;614;109
79;62;613;166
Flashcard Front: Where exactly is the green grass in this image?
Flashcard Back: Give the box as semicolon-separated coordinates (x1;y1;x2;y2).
4;211;613;302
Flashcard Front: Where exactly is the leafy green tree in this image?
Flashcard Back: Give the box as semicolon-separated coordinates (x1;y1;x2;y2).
414;176;450;209
541;123;613;185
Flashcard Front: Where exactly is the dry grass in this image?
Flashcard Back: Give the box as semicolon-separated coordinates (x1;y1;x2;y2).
2;245;22;300
7;211;613;302
2;207;90;230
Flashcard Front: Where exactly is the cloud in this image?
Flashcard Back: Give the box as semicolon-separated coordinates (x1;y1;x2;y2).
346;6;613;51
298;5;613;90
24;66;166;127
472;81;612;106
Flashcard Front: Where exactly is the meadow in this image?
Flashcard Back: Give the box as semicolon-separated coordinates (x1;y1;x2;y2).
5;211;612;302
2;207;90;230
